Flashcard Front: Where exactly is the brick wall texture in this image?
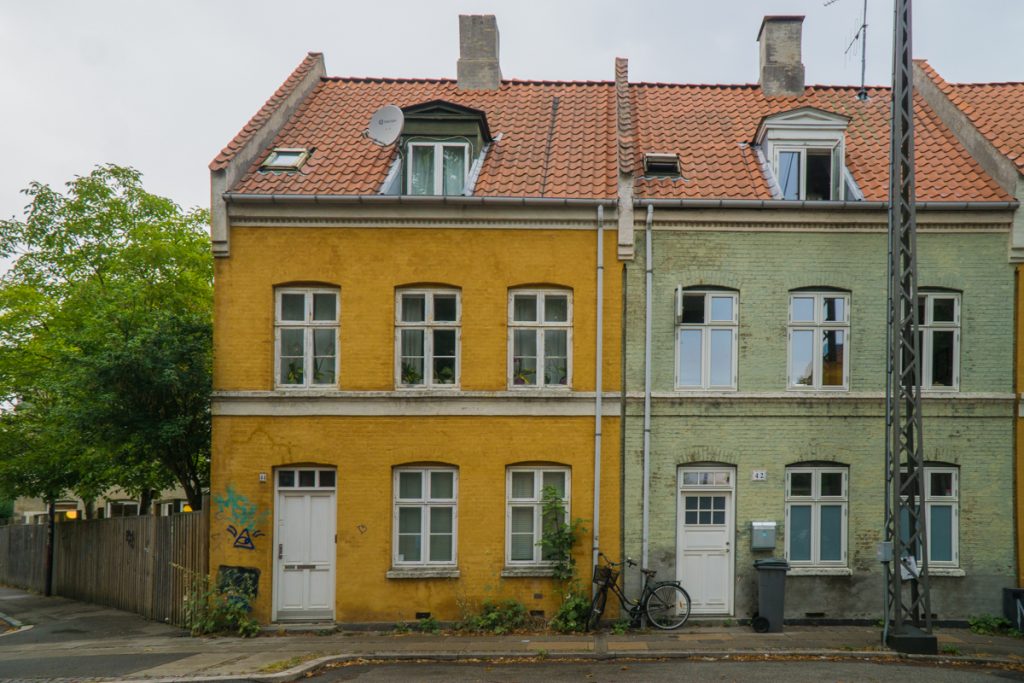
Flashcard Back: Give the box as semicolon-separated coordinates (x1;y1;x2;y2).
622;218;1015;619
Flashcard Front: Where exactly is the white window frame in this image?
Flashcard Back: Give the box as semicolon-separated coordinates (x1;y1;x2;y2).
274;288;339;389
919;292;961;392
900;466;959;569
787;291;850;390
785;467;848;568
505;467;570;566
406;141;471;196
773;145;843;201
260;147;310;171
675;288;738;390
276;467;337;490
105;500;140;517
507;289;573;389
392;467;458;567
395;288;461;389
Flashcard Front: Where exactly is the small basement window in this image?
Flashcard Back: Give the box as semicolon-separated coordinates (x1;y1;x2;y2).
644;152;681;176
260;148;310;171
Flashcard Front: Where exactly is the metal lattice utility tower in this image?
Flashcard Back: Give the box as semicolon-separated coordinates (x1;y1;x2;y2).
883;0;937;655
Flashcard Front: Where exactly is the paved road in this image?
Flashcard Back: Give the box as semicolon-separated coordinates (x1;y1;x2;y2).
0;586;198;680
309;659;1024;682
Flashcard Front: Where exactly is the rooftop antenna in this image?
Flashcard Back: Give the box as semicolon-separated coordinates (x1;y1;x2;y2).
365;105;404;146
825;0;870;100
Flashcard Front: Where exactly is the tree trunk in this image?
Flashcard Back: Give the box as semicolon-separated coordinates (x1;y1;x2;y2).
139;489;154;515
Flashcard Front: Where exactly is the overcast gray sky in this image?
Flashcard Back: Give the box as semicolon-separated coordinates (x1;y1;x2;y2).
1;0;1021;222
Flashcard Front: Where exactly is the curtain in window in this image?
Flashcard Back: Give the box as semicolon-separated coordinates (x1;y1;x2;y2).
442;146;466;195
411;146;435;195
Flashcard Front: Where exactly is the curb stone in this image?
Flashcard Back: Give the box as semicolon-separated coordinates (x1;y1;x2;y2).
113;648;1024;683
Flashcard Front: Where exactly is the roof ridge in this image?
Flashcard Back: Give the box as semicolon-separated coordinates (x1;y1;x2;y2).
322;76;615;86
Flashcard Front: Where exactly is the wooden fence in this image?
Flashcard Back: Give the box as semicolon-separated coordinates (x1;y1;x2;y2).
0;524;47;593
1;505;208;627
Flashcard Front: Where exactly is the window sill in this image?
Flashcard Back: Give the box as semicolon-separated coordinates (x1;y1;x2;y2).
674;387;738;393
785;387;849;393
386;567;460;579
928;567;965;577
787;567;852;577
500;566;558;578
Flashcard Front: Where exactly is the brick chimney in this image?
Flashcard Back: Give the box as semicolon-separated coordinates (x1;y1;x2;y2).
457;15;502;90
757;16;805;97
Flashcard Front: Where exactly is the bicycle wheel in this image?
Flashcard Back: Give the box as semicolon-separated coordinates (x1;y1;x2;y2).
644;583;691;630
587;588;608;631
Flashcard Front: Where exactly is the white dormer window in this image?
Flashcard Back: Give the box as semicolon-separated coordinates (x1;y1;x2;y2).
755;107;858;202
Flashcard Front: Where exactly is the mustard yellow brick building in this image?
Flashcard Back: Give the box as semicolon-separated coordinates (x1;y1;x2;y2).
209;23;623;623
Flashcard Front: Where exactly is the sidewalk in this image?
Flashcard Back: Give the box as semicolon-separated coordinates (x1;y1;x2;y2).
2;586;1024;682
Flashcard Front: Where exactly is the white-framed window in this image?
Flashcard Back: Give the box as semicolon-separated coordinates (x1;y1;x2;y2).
275;288;339;388
788;291;849;390
277;467;337;489
407;141;470;196
675;288;738;389
106;500;140;518
774;146;842;201
918;292;960;391
506;467;569;565
396;289;460;388
785;466;848;567
900;466;959;568
508;290;572;388
393;467;457;566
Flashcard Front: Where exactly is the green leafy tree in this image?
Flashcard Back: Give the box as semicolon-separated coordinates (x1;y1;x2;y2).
0;165;212;509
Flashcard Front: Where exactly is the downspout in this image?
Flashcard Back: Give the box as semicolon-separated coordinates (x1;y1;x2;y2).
593;206;604;579
642;205;654;569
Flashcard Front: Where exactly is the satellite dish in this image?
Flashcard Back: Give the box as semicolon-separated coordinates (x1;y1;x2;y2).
366;105;404;146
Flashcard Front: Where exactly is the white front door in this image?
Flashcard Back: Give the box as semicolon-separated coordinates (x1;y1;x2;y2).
677;467;735;615
274;468;336;621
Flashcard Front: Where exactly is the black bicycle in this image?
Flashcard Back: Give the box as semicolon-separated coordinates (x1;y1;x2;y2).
587;552;692;630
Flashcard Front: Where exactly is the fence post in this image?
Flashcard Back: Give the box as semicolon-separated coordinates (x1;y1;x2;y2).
145;502;157;619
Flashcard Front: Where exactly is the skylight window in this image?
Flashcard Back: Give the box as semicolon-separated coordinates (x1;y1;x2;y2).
644;152;681;176
260;148;309;171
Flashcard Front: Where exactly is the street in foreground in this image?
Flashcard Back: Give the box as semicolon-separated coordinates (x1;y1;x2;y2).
308;659;1024;683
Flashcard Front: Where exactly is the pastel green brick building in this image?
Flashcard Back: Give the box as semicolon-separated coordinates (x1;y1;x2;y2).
622;213;1015;619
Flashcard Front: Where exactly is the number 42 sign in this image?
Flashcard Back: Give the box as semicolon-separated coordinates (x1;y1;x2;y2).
751;470;768;482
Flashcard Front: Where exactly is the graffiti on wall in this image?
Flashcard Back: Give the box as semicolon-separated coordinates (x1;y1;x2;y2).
214;485;268;551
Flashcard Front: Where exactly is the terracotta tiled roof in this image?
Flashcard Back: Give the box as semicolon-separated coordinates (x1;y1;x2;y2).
210;53;324;172
631;83;1010;202
917;60;1024;174
231;78;617;199
223;69;1009;202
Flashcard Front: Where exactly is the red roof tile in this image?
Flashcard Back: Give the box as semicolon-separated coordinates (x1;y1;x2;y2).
917;60;1024;175
231;78;617;199
631;83;1009;202
223;68;1010;202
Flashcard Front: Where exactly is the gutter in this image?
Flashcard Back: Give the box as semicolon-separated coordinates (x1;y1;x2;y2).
593;206;604;587
222;193;617;208
634;198;1019;211
641;205;654;570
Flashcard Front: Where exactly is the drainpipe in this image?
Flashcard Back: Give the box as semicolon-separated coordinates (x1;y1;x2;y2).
593;206;604;580
642;205;654;569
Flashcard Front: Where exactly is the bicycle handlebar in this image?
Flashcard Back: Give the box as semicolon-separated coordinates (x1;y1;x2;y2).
597;552;638;568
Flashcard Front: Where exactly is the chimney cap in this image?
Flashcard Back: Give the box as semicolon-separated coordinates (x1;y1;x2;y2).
757;15;805;41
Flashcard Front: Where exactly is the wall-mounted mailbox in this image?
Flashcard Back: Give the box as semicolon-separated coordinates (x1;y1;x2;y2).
751;521;777;550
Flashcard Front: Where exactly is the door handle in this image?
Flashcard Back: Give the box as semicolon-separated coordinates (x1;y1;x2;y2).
278;543;283;559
